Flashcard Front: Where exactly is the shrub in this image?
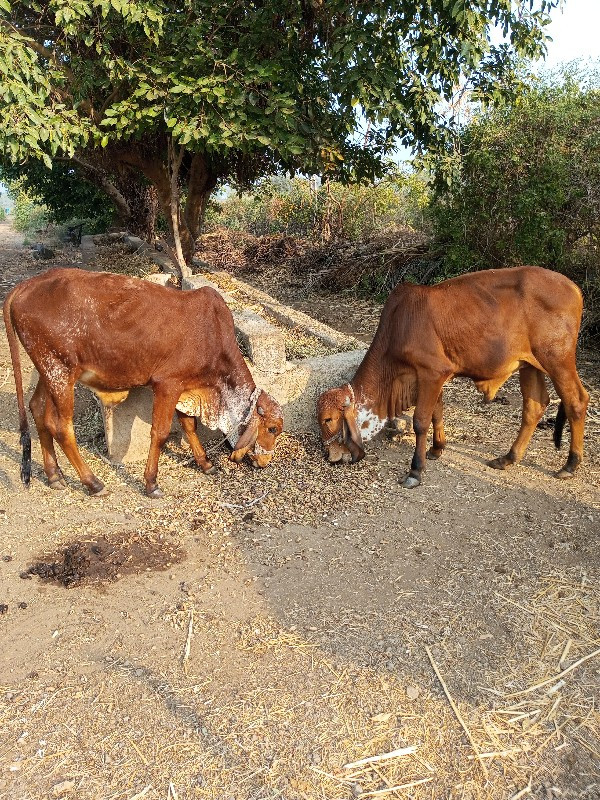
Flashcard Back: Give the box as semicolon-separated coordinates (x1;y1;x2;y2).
430;66;600;286
207;172;430;241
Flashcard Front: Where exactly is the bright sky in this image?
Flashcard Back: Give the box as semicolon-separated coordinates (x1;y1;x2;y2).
542;0;600;66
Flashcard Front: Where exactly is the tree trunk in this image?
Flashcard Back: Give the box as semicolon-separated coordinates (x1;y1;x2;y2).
114;169;158;241
71;154;158;241
184;153;217;242
117;148;195;266
167;140;190;277
111;143;216;267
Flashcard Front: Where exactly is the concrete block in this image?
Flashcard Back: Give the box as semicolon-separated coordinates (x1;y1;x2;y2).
102;387;155;463
145;273;172;287
80;235;96;268
234;309;287;374
254;349;367;433
182;274;224;294
205;270;362;350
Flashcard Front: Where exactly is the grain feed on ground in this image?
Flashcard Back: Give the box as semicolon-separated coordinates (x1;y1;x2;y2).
89;240;160;277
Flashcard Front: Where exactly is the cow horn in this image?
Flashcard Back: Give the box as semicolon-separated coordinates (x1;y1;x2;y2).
257;405;265;416
343;396;351;407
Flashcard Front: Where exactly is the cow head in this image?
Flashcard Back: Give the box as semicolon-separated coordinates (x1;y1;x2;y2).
231;390;284;468
317;384;365;464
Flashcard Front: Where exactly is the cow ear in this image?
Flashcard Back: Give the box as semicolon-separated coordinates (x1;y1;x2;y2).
342;403;365;461
230;417;258;462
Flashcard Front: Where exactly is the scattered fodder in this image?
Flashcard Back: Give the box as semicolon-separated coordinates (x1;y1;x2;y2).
90;237;160;278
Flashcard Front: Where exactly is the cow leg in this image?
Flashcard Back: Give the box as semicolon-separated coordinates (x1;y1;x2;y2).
176;410;218;475
29;378;66;489
548;363;589;479
144;389;179;498
44;376;106;496
426;390;446;460
488;365;549;471
402;376;447;489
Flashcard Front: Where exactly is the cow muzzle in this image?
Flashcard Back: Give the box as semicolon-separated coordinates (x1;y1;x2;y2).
326;440;353;465
248;442;274;469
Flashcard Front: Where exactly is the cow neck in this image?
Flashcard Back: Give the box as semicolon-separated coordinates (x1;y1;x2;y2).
351;348;391;442
218;371;258;447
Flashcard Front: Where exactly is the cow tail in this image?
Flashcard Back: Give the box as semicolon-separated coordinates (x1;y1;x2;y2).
553;401;567;450
2;290;31;486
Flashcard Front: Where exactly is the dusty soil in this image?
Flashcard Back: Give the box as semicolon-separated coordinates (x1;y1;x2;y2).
1;220;599;800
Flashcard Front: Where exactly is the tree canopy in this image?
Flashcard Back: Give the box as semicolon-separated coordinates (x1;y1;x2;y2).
0;0;559;262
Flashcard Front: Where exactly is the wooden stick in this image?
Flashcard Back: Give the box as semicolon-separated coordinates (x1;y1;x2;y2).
506;646;600;698
558;639;572;671
360;777;434;797
308;765;353;785
342;746;417;770
424;646;488;777
467;746;529;760
127;737;150;766
181;609;194;674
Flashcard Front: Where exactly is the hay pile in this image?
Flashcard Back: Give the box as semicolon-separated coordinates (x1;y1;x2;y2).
195;227;436;295
195;230;304;273
90;237;159;277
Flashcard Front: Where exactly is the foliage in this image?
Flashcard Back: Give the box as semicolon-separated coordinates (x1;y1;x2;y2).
0;0;559;261
208;172;431;241
1;160;113;227
9;179;48;233
430;67;600;279
0;206;6;222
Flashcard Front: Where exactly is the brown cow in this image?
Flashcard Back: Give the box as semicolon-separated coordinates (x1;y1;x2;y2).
4;268;283;497
317;266;589;487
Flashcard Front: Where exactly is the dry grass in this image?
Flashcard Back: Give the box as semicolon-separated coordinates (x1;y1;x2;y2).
2;569;598;799
90;238;160;278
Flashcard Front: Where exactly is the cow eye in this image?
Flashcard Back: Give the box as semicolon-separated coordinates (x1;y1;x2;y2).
324;417;332;424
268;426;278;434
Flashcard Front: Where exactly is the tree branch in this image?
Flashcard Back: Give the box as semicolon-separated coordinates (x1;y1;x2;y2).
70;154;132;223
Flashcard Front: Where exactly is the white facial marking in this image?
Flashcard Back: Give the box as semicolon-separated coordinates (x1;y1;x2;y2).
356;404;386;442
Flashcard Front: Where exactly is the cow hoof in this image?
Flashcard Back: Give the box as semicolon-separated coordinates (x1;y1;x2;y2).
487;456;511;470
202;465;218;476
146;486;164;499
90;485;108;497
401;475;421;489
426;448;443;460
49;477;67;490
553;468;574;480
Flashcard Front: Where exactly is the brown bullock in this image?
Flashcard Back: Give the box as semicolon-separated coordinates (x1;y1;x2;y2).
4;268;283;497
317;266;589;487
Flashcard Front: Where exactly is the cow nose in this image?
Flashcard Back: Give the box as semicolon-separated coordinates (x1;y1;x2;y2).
251;454;272;469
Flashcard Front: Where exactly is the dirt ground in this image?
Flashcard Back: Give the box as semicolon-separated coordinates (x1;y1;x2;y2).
1;220;599;800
